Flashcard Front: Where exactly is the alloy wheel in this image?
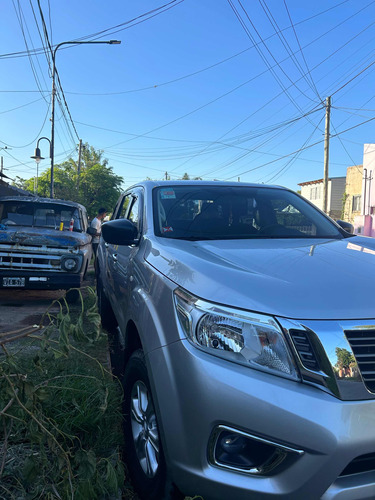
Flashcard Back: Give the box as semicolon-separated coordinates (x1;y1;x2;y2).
130;380;160;478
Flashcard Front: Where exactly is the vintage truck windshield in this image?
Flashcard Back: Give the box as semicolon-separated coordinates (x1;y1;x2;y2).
0;201;82;231
153;185;348;240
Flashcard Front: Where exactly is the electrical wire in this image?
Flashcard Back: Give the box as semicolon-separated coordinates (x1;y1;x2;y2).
260;115;325;183
258;0;321;101
283;0;322;100
0;102;51;148
0;97;45;115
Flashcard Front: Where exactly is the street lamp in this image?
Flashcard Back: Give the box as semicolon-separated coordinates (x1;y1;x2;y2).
48;39;121;198
31;136;51;196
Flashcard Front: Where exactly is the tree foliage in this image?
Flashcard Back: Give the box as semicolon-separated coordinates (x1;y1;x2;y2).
335;347;355;369
14;144;123;218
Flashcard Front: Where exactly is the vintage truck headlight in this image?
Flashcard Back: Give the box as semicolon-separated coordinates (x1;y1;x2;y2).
61;255;82;272
174;288;299;381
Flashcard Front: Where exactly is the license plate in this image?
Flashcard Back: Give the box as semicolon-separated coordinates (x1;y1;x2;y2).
2;277;25;287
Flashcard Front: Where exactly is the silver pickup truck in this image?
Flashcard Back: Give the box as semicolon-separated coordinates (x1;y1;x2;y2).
0;196;92;299
97;181;375;500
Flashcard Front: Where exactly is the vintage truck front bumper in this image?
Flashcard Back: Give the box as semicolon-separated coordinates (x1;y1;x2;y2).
0;269;82;290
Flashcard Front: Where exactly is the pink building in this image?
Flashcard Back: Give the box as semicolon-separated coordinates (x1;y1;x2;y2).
354;144;375;237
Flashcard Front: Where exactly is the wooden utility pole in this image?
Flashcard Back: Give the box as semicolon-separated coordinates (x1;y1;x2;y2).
323;96;331;214
0;157;3;176
77;139;83;191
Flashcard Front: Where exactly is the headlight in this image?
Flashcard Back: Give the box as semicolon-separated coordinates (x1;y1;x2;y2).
61;256;81;272
174;288;299;381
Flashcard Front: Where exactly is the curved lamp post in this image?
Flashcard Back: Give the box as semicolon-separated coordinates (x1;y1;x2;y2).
32;39;121;199
31;136;51;195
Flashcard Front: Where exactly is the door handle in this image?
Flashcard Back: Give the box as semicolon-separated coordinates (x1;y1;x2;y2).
112;253;118;262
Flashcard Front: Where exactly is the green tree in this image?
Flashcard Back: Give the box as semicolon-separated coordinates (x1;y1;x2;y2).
13;144;123;218
335;347;355;369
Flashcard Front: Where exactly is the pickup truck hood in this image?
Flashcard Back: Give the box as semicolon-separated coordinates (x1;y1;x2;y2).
0;226;91;248
145;235;375;320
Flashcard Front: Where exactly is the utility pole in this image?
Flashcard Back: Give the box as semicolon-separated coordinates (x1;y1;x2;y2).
165;171;168;180
77;139;83;191
0;157;3;176
323;96;331;214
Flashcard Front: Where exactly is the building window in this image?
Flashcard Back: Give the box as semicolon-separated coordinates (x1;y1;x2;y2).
352;195;361;212
310;186;321;200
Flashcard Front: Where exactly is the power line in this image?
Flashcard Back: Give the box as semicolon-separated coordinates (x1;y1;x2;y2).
261;114;325;183
258;0;321;101
283;0;322;100
0;0;183;60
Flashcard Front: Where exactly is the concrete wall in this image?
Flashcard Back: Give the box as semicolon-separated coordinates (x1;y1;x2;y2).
343;165;363;223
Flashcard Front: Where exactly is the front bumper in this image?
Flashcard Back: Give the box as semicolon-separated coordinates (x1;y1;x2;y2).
0;269;82;290
147;339;375;500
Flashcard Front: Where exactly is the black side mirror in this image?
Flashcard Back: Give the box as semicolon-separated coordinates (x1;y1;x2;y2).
101;219;138;245
336;219;354;234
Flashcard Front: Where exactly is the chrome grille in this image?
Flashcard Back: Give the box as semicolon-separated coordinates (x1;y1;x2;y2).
345;329;375;393
0;250;61;271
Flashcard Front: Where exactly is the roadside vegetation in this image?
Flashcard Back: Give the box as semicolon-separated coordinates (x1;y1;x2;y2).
0;288;125;499
0;287;203;499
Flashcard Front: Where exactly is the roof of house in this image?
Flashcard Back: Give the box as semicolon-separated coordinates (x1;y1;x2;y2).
298;176;346;187
0;180;33;197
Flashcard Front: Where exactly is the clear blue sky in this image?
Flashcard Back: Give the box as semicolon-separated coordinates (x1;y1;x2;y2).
1;0;375;192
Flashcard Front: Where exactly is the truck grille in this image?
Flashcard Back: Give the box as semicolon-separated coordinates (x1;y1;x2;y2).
0;250;61;271
345;329;375;393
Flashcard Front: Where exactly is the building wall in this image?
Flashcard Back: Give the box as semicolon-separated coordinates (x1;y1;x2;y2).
300;182;324;211
300;178;345;219
362;144;375;215
343;165;363;223
354;144;375;237
328;177;346;219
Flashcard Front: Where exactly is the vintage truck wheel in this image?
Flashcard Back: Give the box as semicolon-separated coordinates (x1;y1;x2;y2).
122;350;183;500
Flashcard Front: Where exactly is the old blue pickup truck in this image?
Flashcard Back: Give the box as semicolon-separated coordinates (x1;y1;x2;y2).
0;196;92;299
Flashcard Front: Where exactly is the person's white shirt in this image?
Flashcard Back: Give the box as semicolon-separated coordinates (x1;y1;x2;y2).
90;217;102;244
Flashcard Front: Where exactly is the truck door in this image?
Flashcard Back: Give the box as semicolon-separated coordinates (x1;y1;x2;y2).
110;189;143;331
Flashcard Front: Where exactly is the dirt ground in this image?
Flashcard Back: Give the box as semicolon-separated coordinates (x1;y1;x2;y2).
0;268;96;333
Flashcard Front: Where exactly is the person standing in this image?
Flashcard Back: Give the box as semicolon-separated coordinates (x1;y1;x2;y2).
90;207;107;257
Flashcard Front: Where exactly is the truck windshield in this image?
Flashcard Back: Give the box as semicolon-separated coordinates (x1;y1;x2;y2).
153;185;348;240
0;201;82;231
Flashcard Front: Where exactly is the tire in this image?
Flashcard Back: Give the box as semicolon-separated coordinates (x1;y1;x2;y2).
65;288;80;304
122;350;183;500
97;272;118;332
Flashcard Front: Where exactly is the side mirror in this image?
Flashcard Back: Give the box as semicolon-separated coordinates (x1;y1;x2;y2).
336;219;354;234
101;219;139;245
87;226;96;236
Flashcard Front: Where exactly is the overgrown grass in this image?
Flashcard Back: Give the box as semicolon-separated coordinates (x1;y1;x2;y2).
0;288;125;500
0;288;204;500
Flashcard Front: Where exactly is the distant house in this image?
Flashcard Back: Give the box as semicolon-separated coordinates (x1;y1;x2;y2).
342;165;363;224
298;176;346;219
353;144;375;237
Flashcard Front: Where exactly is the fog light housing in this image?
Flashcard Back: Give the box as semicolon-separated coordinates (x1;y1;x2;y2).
209;425;303;475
